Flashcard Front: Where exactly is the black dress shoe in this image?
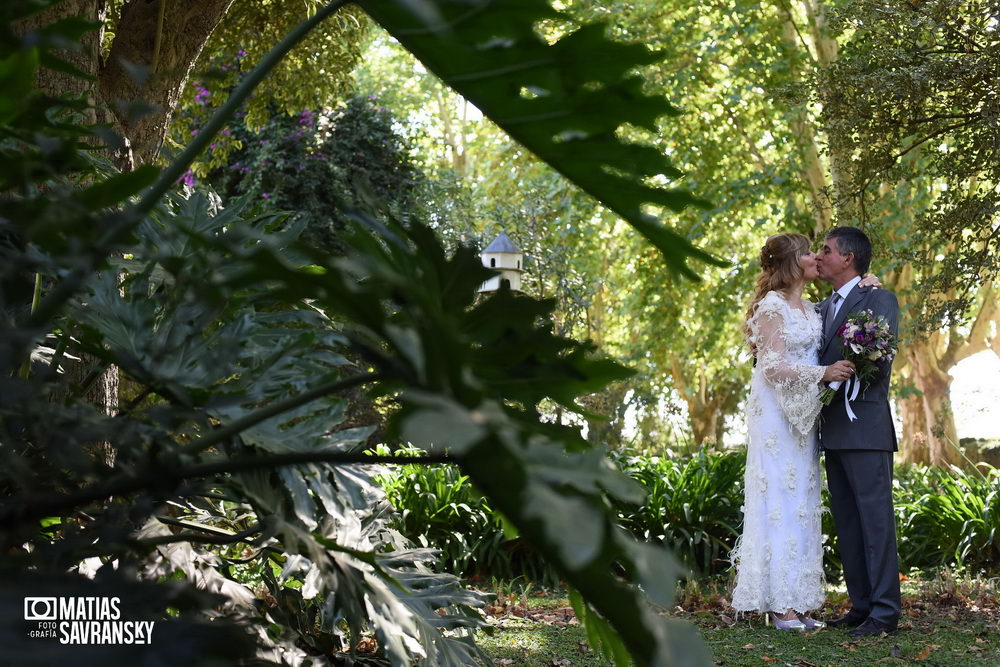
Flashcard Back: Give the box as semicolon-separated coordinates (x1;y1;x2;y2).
827;612;866;629
848;617;898;638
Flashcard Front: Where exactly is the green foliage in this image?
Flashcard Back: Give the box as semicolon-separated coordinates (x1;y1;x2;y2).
569;585;632;667
188;92;425;254
376;448;559;585
379;450;1000;585
819;0;1000;328
359;0;723;279
535;0;807;445
2;2;724;664
5;171;493;664
378;448;745;580
896;464;1000;573
612;449;745;577
164;0;369;163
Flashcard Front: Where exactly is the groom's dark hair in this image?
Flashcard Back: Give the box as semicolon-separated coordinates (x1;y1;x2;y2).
826;226;872;275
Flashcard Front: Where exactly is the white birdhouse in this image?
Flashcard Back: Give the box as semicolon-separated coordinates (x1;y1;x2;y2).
479;231;523;293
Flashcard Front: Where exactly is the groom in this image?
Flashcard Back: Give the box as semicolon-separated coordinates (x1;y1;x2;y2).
816;226;902;638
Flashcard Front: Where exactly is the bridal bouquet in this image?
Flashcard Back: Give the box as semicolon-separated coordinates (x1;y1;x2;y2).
820;309;897;408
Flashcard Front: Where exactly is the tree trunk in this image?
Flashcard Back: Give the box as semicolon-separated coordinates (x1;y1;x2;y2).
893;259;997;466
776;3;834;234
669;358;737;448
16;0;104;119
897;374;930;465
436;88;467;176
901;341;962;467
582;381;629;449
689;397;719;448
802;0;837;67
16;2;118;464
18;0;234;465
804;0;860;220
100;0;235;166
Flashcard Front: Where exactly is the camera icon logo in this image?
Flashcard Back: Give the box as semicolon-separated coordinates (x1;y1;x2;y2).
24;597;57;621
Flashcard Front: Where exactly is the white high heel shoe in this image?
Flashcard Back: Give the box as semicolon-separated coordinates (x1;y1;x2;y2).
796;613;826;630
767;612;807;631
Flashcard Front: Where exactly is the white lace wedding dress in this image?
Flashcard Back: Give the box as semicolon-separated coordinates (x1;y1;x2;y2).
730;290;826;614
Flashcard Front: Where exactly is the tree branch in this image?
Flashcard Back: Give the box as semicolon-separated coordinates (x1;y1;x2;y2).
855;118;977;204
776;0;818;66
951;282;997;366
907;112;980;125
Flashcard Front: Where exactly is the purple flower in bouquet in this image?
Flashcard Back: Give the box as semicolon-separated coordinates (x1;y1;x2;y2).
820;309;897;405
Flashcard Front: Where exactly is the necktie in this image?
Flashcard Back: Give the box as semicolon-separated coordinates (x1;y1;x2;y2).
827;293;843;338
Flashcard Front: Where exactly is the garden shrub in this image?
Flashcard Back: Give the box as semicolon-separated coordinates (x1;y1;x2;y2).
380;450;1000;583
896;463;1000;574
611;448;745;577
376;448;559;585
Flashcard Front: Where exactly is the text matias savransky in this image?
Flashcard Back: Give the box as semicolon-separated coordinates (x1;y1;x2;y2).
24;596;155;645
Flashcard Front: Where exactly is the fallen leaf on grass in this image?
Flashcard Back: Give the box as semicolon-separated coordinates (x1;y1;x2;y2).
913;644;942;660
551;659;572;666
742;643;756;649
761;657;776;663
975;637;986;643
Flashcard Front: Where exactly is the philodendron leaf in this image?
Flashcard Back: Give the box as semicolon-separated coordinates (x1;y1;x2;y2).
358;0;725;279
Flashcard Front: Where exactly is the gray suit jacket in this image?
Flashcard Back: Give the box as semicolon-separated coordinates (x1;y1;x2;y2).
818;285;900;451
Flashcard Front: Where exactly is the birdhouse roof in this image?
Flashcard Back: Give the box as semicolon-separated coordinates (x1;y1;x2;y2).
483;231;520;254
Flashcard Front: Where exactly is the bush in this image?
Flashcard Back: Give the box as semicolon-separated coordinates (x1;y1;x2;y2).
380;449;1000;583
612;449;745;577
895;463;1000;573
376;450;559;585
380;448;747;580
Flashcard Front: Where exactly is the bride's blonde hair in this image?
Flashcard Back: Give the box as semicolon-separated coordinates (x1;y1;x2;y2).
743;233;811;341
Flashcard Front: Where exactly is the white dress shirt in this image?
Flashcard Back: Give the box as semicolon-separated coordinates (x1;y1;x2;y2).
831;275;862;320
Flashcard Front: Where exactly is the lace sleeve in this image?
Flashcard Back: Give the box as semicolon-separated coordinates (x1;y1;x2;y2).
751;295;825;439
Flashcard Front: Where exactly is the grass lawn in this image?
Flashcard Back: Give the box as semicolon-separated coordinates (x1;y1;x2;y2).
475;572;1000;665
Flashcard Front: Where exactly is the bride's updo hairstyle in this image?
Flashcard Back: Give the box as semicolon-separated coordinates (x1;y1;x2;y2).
743;233;811;340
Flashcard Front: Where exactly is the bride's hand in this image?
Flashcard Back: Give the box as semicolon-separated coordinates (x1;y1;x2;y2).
859;272;882;289
823;360;855;383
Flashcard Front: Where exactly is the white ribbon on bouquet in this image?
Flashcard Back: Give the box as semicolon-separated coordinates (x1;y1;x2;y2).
825;376;861;421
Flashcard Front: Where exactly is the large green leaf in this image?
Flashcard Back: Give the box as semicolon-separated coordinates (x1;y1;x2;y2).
359;0;724;279
299;209;711;665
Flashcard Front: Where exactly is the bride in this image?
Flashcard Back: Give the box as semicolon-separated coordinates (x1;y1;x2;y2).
729;232;867;631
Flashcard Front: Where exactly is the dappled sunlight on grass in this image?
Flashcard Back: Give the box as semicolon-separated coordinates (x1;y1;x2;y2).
477;572;1000;666
474;584;607;666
